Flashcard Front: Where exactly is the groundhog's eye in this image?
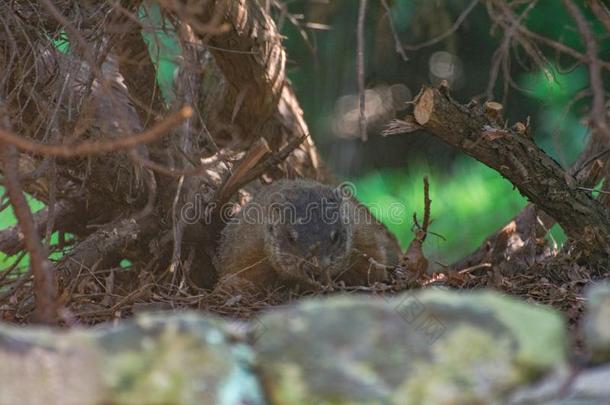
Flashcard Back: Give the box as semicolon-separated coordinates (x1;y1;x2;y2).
330;230;339;244
287;229;298;243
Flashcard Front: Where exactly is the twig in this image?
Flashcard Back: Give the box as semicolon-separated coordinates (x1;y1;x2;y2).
353;248;396;271
0;200;74;256
133;168;157;220
39;0;104;82
128;149;220;179
421;176;431;240
564;0;609;138
0;252;27;284
0;271;32;304
588;0;610;34
574;147;610;178
0;142;57;324
379;0;409;61
486;0;539;99
578;187;610;195
217;135;307;203
488;0;610;71
0;107;192;158
400;176;432;282
271;0;317;56
170;175;186;273
218;139;272;201
457;262;492;274
402;0;480;51
411;176;432;240
357;0;368;142
0;192;10;213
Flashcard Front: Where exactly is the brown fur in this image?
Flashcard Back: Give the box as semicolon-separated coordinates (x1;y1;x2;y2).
216;179;401;292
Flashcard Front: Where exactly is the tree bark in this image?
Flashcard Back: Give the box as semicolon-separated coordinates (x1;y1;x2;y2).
406;86;610;262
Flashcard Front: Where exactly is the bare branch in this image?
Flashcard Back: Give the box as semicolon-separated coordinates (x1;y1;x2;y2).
588;0;610;34
357;0;368;142
0;200;76;256
564;0;609;139
379;0;409;61
1;132;57;324
403;0;480;51
406;86;610;259
0;107;192;158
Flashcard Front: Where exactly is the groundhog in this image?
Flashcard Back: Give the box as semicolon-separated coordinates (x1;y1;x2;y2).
215;179;402;292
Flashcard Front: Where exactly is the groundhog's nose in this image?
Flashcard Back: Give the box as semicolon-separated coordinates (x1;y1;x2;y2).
308;242;321;256
306;249;331;270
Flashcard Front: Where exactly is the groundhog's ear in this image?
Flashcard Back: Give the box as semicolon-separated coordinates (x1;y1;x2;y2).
269;191;288;204
331;187;343;202
333;182;356;201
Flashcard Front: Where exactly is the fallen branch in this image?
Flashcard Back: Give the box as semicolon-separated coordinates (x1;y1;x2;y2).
56;217;156;280
404;86;610;260
0;200;76;256
448;109;610;271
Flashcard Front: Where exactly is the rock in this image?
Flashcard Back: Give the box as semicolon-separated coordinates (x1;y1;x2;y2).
583;282;610;363
254;289;567;405
0;311;264;405
0;290;573;404
550;365;610;404
508;365;610;404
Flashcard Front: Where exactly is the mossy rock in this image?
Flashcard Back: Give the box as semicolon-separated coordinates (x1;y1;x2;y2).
583;282;610;363
254;289;567;405
0;312;264;405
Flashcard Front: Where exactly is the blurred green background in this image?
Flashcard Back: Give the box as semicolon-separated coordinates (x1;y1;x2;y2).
3;0;609;268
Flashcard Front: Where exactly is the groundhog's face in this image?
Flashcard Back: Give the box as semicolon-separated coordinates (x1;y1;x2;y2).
264;186;353;286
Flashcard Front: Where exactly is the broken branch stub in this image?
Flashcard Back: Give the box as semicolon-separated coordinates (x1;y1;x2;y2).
413;87;434;125
407;86;610;261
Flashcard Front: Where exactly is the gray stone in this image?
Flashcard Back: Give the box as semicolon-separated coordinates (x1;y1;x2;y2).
254;289;567;405
509;365;610;405
0;311;264;405
583;282;610;363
